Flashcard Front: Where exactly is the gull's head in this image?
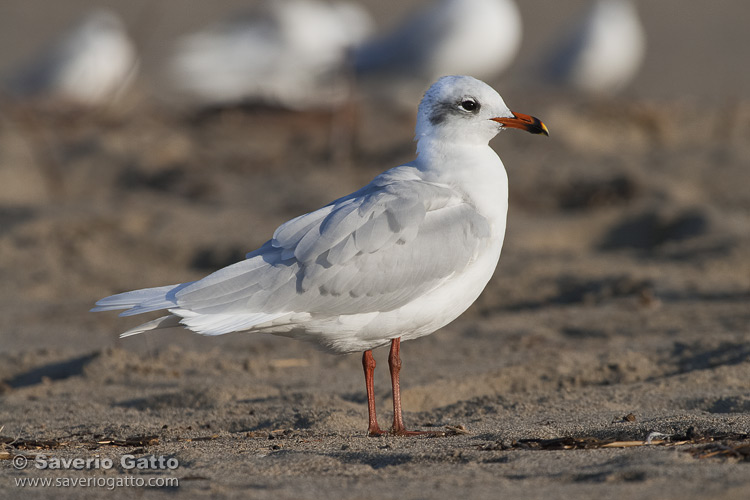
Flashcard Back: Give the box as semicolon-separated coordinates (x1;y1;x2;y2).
415;75;548;145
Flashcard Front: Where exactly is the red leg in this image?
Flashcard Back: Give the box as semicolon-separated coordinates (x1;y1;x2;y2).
388;338;439;436
362;350;384;436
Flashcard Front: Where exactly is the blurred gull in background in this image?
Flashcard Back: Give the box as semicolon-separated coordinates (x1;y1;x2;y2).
169;0;373;110
543;0;645;95
353;0;522;104
8;9;139;106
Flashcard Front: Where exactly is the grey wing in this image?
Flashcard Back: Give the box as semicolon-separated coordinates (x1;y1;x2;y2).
284;189;491;315
169;172;491;333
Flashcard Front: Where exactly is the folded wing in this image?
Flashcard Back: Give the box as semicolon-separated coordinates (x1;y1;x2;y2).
95;167;491;335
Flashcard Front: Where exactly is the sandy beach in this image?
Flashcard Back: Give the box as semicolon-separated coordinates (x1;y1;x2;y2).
1;1;749;498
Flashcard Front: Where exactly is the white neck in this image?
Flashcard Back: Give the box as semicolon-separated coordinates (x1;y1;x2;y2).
415;137;499;177
413;136;509;227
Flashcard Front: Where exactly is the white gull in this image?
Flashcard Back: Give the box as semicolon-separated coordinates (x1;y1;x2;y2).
93;75;548;435
543;0;646;95
10;8;138;106
169;0;372;110
354;0;522;104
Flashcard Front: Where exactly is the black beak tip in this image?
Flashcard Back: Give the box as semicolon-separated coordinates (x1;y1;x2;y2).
532;118;550;137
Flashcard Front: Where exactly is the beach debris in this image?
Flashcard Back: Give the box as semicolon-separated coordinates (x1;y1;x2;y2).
513;436;657;450
96;436;159;447
444;425;470;435
479;431;750;452
687;442;750;462
1;436;65;450
612;413;637;423
645;431;670;445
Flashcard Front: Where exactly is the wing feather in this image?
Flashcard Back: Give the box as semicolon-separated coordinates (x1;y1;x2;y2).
326;233;358;265
109;167;493;336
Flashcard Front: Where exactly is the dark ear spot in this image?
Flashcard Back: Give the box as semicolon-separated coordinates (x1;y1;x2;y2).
428;101;455;126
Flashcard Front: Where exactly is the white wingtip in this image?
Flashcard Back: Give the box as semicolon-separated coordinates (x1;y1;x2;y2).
119;315;182;338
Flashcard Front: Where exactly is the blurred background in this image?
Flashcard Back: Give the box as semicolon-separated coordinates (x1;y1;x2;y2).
0;0;748;357
0;0;748;102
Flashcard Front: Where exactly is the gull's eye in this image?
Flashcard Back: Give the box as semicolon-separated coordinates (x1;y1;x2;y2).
460;99;479;112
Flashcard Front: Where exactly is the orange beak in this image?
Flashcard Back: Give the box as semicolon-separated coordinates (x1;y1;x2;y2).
492;111;549;136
